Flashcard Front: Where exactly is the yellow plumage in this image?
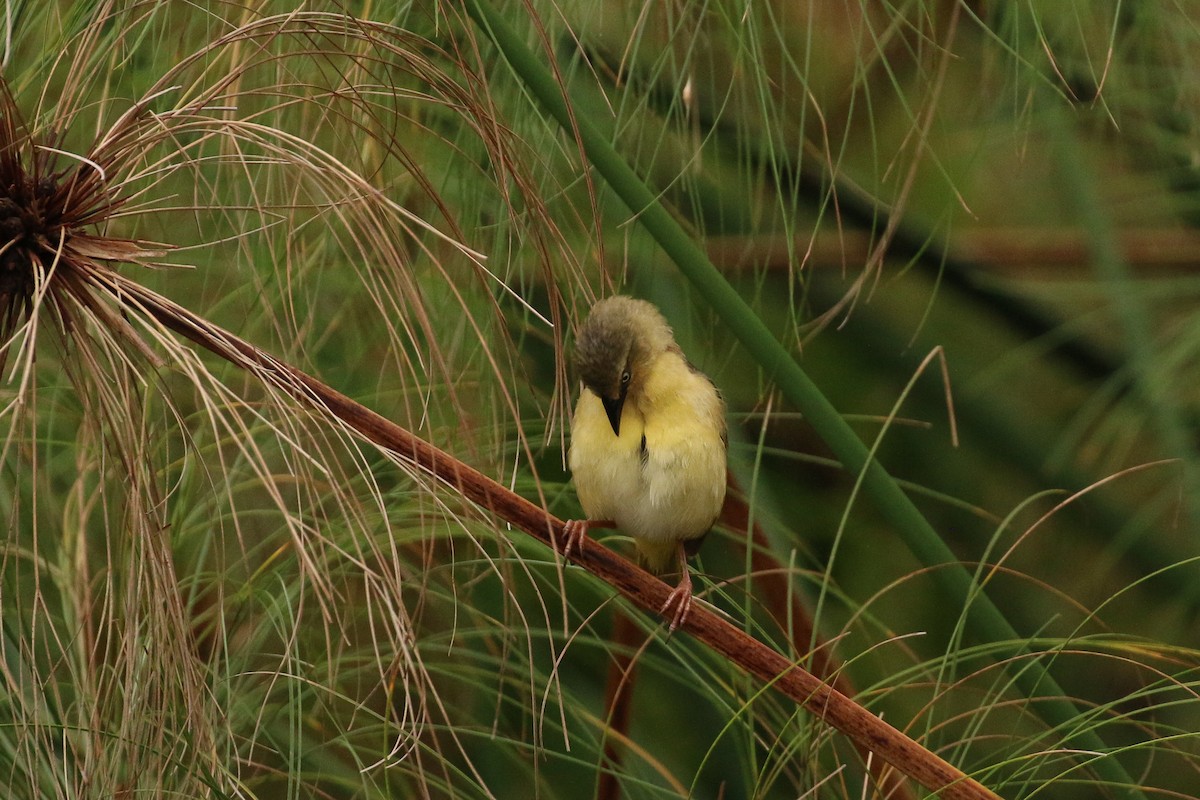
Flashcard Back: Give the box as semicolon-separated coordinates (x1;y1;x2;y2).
565;296;727;629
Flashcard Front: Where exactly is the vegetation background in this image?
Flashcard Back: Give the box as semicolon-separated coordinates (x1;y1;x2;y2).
1;1;1197;798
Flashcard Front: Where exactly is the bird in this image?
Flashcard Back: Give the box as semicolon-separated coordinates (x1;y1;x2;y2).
563;295;727;631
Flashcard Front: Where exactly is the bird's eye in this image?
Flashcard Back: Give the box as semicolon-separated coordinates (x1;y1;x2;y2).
620;370;631;385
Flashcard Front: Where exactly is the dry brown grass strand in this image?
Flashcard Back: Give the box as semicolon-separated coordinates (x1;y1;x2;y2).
722;480;916;800
94;267;1002;800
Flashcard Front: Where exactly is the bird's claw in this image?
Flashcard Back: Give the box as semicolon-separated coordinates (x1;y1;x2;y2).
661;571;694;632
559;519;617;560
560;519;589;559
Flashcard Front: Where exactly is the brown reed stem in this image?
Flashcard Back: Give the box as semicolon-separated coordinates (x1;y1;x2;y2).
723;483;913;800
103;271;1002;800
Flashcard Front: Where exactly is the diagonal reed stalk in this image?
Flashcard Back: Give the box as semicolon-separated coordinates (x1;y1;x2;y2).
459;1;1144;797
94;266;1000;800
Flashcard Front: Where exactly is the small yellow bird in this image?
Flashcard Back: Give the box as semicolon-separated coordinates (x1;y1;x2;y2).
563;296;727;630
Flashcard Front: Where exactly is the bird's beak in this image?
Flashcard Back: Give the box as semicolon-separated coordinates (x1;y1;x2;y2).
601;392;625;436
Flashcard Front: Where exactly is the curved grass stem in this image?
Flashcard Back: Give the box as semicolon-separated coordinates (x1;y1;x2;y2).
104;270;1000;800
460;2;1144;797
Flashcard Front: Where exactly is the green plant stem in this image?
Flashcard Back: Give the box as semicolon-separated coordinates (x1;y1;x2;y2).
1052;114;1200;539
109;270;1000;800
462;3;1144;797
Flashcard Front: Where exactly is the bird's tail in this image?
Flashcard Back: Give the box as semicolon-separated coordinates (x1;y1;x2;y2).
635;540;677;574
637;534;707;574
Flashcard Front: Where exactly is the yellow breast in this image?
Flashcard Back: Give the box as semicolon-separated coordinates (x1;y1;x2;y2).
568;351;726;570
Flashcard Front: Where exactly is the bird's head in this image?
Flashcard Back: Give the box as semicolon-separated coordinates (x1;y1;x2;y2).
574;296;674;436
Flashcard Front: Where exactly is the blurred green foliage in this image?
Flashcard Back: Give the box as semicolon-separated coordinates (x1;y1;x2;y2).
0;2;1197;799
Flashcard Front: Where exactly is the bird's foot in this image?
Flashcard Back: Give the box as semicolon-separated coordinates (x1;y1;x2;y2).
660;570;694;632
559;519;614;559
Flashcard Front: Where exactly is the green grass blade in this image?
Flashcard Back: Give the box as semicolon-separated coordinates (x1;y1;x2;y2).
462;2;1146;795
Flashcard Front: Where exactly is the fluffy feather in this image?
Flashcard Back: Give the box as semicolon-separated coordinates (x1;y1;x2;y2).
566;296;727;628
